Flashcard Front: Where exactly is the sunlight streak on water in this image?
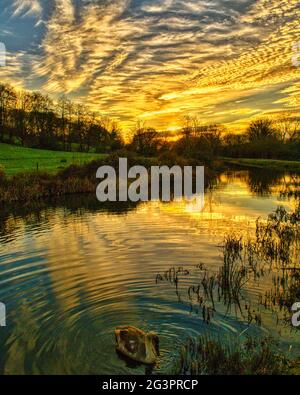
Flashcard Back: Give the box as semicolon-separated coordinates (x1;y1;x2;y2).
0;171;299;374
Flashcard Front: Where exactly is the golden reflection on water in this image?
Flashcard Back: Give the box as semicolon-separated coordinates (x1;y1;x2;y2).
0;171;299;374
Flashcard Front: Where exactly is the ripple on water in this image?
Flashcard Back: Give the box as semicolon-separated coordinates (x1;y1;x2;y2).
0;174;299;374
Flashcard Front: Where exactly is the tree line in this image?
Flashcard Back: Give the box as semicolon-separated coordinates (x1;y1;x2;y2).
128;116;300;162
0;83;124;152
1;82;299;161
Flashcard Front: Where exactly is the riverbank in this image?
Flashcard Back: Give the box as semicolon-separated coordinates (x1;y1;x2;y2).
0;152;215;206
223;158;300;172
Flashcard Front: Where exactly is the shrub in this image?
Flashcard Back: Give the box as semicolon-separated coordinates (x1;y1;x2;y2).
158;152;190;167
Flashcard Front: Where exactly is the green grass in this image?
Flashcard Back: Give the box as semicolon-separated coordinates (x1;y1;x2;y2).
0;143;107;176
223;158;300;172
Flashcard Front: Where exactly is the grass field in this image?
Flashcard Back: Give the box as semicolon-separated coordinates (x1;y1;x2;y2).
224;158;300;172
0;143;107;176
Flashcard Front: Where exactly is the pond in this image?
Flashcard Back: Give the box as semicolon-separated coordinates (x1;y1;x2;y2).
0;169;299;374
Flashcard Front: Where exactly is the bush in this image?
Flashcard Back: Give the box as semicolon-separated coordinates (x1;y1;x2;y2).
57;164;84;180
158;151;190;167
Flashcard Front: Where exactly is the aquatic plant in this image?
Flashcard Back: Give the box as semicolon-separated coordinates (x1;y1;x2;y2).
218;236;249;309
156;266;190;288
255;206;300;267
172;335;291;375
261;270;300;325
156;205;300;333
220;206;300;325
157;205;300;375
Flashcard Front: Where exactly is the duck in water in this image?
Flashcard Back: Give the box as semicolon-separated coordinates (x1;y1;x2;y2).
115;326;159;365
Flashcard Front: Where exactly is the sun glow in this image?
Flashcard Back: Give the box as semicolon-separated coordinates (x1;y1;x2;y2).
0;0;300;131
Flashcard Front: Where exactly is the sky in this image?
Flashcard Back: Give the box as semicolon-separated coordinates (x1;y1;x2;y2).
0;0;300;132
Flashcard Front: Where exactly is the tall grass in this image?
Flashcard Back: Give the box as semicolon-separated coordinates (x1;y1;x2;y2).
219;236;249;309
172;335;291;375
255;206;300;266
156;204;299;376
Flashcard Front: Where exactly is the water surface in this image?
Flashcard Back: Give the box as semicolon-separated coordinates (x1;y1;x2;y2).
0;170;299;374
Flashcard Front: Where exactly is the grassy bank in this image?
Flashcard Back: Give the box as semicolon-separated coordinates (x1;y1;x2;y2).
0;155;121;206
223;158;300;172
0;153;177;206
0;143;107;176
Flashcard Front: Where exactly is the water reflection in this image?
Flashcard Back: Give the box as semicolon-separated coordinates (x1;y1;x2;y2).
0;171;299;374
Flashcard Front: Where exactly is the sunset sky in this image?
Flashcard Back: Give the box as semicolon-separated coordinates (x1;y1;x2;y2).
0;0;300;132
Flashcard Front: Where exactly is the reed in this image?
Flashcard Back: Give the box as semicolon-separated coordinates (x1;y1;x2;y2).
218;236;249;308
261;269;300;322
172;335;291;375
255;206;300;266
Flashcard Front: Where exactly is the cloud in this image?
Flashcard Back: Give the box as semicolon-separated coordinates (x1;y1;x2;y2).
12;0;42;18
0;0;299;131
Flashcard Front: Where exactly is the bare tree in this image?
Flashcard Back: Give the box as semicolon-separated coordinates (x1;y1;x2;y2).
274;115;300;142
130;121;160;156
14;91;33;146
0;84;17;140
246;119;276;141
